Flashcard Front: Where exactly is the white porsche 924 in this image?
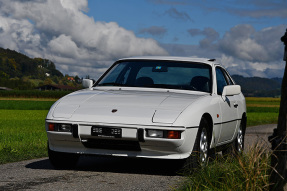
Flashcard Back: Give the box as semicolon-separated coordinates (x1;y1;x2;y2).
46;56;246;169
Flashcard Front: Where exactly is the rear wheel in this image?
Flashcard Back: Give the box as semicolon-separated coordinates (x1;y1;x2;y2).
234;122;244;153
48;143;79;169
182;118;211;173
222;120;245;156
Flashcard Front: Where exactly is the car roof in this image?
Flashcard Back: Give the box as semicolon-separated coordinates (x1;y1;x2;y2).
118;56;220;67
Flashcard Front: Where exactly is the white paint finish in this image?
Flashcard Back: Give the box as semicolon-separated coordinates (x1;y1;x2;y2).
46;56;247;160
52;104;79;118
218;94;239;143
82;79;93;88
51;89;204;125
222;85;241;97
152;110;182;124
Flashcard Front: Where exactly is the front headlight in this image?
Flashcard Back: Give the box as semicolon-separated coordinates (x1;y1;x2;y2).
47;123;72;132
146;129;181;139
147;130;164;138
58;124;72;132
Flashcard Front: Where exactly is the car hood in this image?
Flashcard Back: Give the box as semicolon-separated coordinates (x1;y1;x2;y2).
50;89;205;125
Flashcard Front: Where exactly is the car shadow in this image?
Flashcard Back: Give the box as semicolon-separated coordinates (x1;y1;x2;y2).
25;156;183;176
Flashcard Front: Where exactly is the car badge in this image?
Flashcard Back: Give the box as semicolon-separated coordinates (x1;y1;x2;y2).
112;109;118;113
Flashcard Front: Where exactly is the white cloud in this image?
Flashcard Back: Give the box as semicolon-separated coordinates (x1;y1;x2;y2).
215;24;286;77
48;35;80;58
60;0;88;12
164;24;287;78
0;0;168;79
0;0;286;79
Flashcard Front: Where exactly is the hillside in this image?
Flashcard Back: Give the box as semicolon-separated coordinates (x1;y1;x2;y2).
232;75;282;97
0;48;63;79
0;48;82;90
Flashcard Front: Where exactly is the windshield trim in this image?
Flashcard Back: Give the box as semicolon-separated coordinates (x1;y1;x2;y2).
94;59;213;93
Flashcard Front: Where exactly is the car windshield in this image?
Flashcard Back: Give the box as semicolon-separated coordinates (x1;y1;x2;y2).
96;60;212;93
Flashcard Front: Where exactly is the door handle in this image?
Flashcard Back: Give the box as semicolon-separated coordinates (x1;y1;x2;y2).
234;103;238;108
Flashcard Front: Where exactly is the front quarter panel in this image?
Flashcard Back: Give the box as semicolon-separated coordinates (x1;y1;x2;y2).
173;95;219;128
173;95;221;152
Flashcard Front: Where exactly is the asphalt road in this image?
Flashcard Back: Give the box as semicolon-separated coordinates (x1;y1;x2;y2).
0;124;276;191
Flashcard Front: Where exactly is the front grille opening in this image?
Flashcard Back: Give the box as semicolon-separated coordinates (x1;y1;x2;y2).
82;139;141;151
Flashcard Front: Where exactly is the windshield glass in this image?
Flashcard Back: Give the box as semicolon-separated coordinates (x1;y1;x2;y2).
97;60;212;93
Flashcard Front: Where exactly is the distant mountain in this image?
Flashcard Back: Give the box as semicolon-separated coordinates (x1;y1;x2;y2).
271;77;283;86
232;75;282;97
0;48;63;79
0;47;283;96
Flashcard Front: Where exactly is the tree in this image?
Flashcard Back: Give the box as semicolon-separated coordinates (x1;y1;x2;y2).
44;78;53;85
75;75;81;83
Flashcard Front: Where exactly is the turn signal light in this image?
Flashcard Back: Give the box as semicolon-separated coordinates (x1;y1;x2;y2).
48;123;55;131
167;130;181;139
146;129;181;139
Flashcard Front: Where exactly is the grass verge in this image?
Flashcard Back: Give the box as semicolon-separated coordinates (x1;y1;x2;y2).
247;113;279;127
0;110;48;164
177;142;271;190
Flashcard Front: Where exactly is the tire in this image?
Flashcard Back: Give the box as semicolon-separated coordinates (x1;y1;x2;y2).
182;118;211;173
222;120;245;156
48;143;79;169
234;121;244;153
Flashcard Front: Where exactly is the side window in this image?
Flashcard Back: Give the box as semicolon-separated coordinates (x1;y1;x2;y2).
222;69;234;85
216;67;228;95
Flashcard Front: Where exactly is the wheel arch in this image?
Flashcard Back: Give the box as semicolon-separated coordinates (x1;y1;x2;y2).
202;113;213;143
241;112;247;134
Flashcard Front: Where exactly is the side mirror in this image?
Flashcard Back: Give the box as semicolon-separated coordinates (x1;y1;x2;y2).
222;85;241;98
82;79;93;89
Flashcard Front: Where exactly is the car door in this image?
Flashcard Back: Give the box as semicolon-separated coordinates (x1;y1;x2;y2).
216;67;239;143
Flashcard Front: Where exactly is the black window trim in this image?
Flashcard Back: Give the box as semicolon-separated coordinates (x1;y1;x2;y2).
94;59;213;93
215;66;229;95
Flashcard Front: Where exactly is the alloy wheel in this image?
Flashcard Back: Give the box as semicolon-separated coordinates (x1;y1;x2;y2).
199;128;208;164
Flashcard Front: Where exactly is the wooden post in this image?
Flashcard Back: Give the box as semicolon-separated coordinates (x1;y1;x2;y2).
269;29;287;191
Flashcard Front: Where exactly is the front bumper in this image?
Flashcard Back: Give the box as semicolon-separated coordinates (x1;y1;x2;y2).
46;120;198;159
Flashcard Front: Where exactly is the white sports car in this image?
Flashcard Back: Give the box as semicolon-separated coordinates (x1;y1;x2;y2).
46;56;246;169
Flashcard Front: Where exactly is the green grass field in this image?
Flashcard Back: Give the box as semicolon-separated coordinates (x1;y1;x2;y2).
0;110;48;164
246;97;279;126
0;100;55;110
0;97;280;165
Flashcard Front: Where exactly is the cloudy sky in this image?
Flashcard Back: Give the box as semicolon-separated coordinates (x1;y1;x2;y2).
0;0;286;79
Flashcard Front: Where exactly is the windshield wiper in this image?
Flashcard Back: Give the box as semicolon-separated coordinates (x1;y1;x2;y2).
97;83;125;87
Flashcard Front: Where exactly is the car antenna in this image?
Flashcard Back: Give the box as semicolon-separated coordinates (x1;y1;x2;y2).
208;59;216;61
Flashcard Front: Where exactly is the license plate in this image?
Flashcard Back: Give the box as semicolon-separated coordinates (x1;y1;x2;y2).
91;126;122;138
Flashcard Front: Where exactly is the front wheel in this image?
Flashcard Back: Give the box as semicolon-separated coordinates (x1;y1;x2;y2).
48;143;79;169
182;118;211;173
